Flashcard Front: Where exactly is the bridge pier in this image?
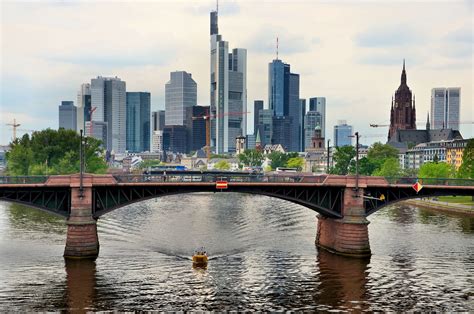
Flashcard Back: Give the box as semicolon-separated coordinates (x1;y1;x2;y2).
316;187;371;257
64;186;99;260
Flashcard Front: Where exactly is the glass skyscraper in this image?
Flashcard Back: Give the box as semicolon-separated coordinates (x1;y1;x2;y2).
165;71;197;126
126;92;151;153
431;87;460;130
58;101;77;131
334;120;353;147
210;9;247;153
304;111;322;150
76;83;91;134
309;97;326;138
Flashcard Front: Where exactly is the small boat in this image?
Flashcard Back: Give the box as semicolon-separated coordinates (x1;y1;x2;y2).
192;248;208;268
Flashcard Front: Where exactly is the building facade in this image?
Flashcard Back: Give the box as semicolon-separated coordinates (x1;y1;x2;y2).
308;97;326;138
165;71;197;126
91;76;126;154
253;100;264;134
163;125;188;154
388;61;416;141
126;92;151;153
76;83;91;133
210;9;247;153
152;110;166;131
446;139;468;170
58;101;77;131
256;109;273;147
304;111;322;150
334;120;353;147
185;105;208;152
431;87;460;130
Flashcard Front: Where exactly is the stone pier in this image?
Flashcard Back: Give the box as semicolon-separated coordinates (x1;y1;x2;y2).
316;187;371;257
63;176;99;260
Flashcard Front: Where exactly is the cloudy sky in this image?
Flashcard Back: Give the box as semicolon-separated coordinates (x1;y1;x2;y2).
1;0;472;145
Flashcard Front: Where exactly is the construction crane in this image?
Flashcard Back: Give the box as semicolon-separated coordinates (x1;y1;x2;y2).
88;107;97;136
6;118;21;141
192;110;249;159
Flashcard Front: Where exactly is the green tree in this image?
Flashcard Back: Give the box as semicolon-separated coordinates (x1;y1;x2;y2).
238;149;264;167
286;157;304;171
6;129;107;175
418;162;454;179
348;157;377;175
330;145;355;175
457;139;474;179
372;158;401;177
367;142;399;172
268;151;289;170
138;159;162;170
214;159;231;170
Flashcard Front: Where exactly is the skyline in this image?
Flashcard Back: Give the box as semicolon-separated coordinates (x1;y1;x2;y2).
1;0;472;146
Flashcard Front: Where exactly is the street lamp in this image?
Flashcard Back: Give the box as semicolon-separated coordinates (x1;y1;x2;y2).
79;129;84;199
349;132;361;192
326;139;331;174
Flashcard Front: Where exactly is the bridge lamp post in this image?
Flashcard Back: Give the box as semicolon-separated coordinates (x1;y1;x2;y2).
327;139;331;174
349;132;360;192
79;129;84;199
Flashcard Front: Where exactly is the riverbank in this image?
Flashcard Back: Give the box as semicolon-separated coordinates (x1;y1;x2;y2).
404;198;474;217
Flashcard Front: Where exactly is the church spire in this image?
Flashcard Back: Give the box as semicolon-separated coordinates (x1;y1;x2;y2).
401;59;407;85
426;112;430;131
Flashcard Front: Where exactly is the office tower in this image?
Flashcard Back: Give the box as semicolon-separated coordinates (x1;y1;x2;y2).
185;105;209;151
151;130;163;153
126;92;151;153
163;125;188;153
299;99;306;151
210;9;247;153
76;83;91;133
58;101;77;131
253;100;264;134
165;71;197;126
152;110;166;131
257;109;273;146
304;111;322;150
334;120;353;147
91;76;126;154
272;116;292;149
309;97;326;138
246;134;256;149
388;60;416;141
431;87;460;130
268;58;300;151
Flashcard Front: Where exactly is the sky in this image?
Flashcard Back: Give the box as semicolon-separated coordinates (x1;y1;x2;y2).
1;0;473;146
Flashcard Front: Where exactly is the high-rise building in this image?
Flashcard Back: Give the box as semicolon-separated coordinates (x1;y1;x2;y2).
334;120;353;147
165;71;197;126
76;83;91;133
91;76;126;154
58;101;77;131
388;60;416;141
298;98;306;151
272;116;292;150
253;100;264;134
304;111;322;150
431;87;460;130
126;92;151;153
268;58;301;151
257;109;273;146
210;9;247;153
163;125;188;153
309;97;326;138
152;110;166;131
185;106;208;152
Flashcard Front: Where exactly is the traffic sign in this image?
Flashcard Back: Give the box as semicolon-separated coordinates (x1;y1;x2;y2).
216;181;228;189
379;194;385;201
412;182;423;193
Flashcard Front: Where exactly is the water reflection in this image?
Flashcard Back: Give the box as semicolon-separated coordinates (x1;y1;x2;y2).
65;259;97;312
315;248;370;311
6;203;65;234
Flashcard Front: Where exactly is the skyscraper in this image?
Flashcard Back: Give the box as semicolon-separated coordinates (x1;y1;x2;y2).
165;71;197;126
126;92;151;153
76;83;91;133
152;110;166;131
431;87;460;130
91;76;126;154
257;109;273;146
304;111;322;150
58;101;77;131
185;106;208;151
388;60;416;141
210;8;247;153
334;120;353;147
309;97;326;138
268;58;300;151
253;100;264;134
299;99;306;151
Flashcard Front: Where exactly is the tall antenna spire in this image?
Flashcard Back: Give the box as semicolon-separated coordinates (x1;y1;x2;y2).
276;37;279;60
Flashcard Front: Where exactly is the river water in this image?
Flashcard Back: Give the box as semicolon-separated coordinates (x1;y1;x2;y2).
0;193;472;311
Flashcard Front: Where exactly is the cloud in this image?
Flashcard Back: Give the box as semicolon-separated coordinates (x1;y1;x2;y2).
190;0;240;16
357;53;420;66
355;25;424;47
445;26;473;43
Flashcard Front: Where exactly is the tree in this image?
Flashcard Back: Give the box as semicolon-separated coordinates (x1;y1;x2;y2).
372;158;401;177
367;142;399;172
458;139;474;179
138;159;162;170
330;145;355;175
6;129;107;175
268;151;289;170
238;149;264;167
418;162;454;179
214;159;231;170
286;157;304;171
348;157;377;175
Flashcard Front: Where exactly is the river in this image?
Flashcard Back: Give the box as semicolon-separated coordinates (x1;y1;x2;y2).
0;193;472;311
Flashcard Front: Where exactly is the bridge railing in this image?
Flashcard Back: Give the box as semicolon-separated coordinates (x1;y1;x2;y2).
0;176;49;184
113;173;326;184
385;177;474;186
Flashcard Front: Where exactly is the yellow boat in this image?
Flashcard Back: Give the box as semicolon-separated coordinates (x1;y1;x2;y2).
192;248;208;268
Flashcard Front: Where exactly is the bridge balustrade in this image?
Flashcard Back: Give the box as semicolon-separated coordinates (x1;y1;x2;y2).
0;175;49;184
385;177;474;186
